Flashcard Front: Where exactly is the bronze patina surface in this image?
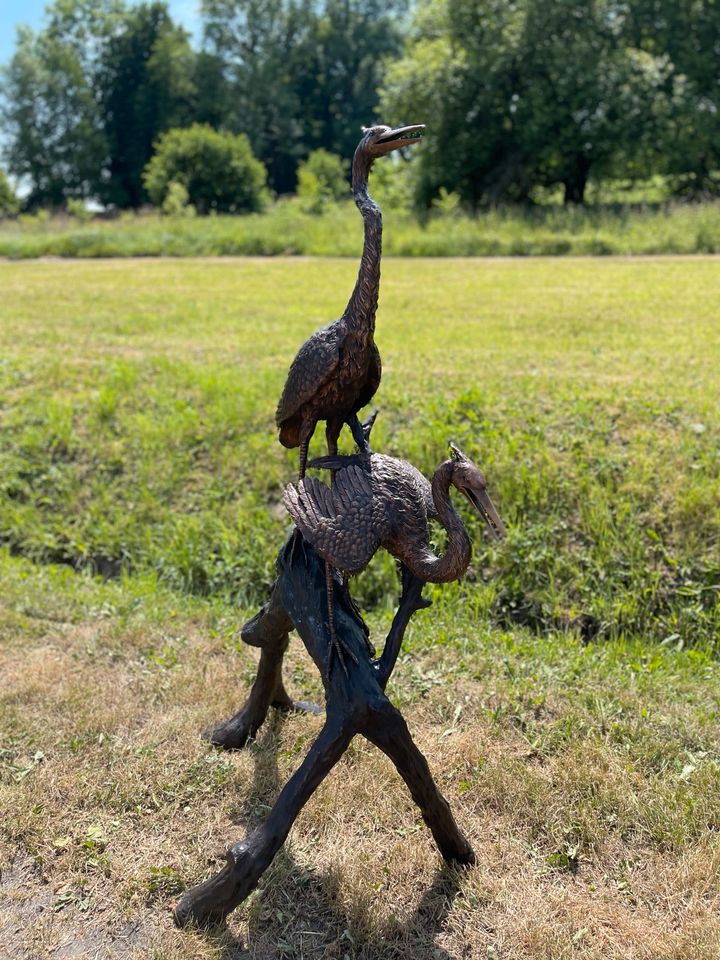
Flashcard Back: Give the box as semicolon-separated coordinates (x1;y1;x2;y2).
287;442;506;585
174;124;508;930
275;124;424;478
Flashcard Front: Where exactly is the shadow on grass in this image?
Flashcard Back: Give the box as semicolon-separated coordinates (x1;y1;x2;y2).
196;710;467;959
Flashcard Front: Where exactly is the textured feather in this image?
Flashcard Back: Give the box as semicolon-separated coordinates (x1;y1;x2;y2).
275;323;342;425
356;342;381;410
283;467;379;574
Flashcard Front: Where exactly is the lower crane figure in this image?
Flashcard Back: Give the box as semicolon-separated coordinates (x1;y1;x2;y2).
284;442;507;677
173;443;494;929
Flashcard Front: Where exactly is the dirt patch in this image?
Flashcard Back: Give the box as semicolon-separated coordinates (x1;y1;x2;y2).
0;849;164;960
0;849;53;960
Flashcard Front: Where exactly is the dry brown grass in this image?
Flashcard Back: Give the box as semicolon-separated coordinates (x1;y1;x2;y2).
2;600;719;960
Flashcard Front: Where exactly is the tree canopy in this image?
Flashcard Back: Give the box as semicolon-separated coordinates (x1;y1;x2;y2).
381;0;681;206
99;2;197;208
1;0;718;209
198;0;407;193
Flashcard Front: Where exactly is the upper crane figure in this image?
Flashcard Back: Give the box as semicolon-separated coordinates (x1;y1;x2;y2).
275;123;425;478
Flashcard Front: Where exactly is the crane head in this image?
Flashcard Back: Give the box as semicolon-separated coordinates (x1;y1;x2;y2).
448;442;507;541
359;124;425;158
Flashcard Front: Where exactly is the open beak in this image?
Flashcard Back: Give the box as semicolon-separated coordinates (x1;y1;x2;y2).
464;488;507;541
374;124;425;155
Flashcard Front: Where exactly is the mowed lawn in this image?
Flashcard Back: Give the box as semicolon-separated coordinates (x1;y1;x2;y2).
1;257;719;960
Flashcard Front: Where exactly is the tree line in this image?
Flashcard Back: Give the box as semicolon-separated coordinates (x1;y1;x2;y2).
1;0;719;211
384;0;720;206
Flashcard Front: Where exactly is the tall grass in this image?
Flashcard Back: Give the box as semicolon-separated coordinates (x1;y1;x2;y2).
1;200;720;258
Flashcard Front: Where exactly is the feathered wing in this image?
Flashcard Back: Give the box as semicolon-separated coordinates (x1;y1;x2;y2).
275;322;342;425
356;341;381;411
283;464;380;573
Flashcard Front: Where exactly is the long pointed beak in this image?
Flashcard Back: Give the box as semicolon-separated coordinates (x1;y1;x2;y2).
375;124;425;154
466;488;507;540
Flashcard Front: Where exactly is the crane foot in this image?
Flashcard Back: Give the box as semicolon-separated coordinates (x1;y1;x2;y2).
324;621;359;681
324;562;359;681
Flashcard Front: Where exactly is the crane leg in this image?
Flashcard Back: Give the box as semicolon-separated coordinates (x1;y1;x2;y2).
298;440;309;480
325;421;341;466
347;412;370;455
298;420;317;479
323;422;360;679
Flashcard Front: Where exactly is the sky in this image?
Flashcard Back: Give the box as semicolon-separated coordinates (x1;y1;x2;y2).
0;0;202;65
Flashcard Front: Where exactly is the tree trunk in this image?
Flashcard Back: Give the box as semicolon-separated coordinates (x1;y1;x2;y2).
174;532;474;928
563;156;591;205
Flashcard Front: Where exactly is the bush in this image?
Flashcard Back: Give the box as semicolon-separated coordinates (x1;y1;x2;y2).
297;149;348;213
0;170;19;218
161;181;196;218
431;188;461;216
143;124;268;215
66;198;93;223
18;208;50;228
370;156;415;213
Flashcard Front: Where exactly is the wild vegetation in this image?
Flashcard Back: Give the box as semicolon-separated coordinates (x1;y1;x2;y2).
0;168;19;217
1;257;719;958
2;200;720;258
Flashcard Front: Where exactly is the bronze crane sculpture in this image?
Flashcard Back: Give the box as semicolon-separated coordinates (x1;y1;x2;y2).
172;125;514;932
284;443;506;648
275;123;425;477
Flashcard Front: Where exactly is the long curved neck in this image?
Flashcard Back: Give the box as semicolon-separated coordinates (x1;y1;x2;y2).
405;461;472;583
343;150;382;338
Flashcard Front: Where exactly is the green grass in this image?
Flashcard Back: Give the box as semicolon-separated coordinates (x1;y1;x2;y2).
1;256;718;645
1;256;719;958
2;200;720;258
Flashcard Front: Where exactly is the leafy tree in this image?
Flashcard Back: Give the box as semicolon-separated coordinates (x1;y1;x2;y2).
290;1;408;166
381;0;531;207
199;0;308;193
297;148;348;211
382;0;672;206
199;0;406;193
622;0;720;195
0;0;196;208
192;50;230;131
515;0;673;203
99;2;197;208
0;169;19;217
143;124;268;213
1;21;109;207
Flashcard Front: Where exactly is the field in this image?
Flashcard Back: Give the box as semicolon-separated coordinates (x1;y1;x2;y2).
1;256;719;959
2;200;720;258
